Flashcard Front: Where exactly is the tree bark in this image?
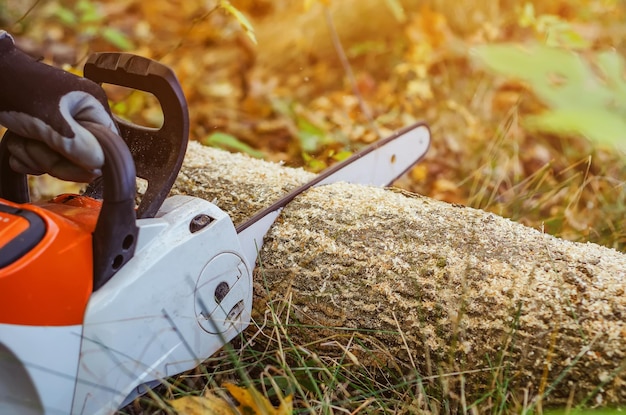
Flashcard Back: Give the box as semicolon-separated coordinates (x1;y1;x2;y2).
173;142;626;407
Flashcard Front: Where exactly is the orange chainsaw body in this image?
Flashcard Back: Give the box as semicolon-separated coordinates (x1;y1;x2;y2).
0;195;101;326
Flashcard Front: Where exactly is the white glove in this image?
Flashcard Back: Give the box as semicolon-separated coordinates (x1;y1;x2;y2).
0;30;118;182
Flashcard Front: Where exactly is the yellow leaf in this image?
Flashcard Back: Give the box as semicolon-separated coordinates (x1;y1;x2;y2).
169;394;236;415
62;64;83;77
219;0;257;45
224;383;293;415
384;0;406;22
518;2;536;28
276;395;293;415
304;0;330;11
410;164;427;182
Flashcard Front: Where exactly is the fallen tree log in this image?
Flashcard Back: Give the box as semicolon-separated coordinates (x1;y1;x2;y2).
173;141;626;407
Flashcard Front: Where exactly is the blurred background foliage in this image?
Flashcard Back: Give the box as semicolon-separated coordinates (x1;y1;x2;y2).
0;0;625;250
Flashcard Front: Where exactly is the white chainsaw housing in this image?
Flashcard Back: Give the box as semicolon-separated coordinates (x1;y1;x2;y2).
0;195;252;415
75;195;253;414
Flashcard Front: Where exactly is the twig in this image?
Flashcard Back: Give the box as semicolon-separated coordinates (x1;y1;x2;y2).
12;0;43;25
323;6;381;140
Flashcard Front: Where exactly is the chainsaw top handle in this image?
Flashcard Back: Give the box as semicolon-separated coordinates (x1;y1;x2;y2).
83;52;189;219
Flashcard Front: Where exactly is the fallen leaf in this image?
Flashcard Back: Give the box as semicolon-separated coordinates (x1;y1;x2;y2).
202;132;265;158
410;164;428;182
169;394;236;415
169;384;293;415
225;383;293;415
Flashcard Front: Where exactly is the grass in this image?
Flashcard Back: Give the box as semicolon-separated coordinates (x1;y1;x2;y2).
466;125;626;251
120;295;448;414
117;310;618;414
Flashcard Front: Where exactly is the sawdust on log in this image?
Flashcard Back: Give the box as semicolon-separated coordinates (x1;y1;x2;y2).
173;141;314;224
259;184;626;405
173;143;626;405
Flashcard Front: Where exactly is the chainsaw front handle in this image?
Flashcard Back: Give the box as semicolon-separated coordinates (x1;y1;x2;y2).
83;53;189;218
0;52;189;220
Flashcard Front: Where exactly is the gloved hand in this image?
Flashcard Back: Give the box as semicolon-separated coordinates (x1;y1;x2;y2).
0;30;118;182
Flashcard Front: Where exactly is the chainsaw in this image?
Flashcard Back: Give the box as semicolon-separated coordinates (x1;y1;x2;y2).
0;52;431;415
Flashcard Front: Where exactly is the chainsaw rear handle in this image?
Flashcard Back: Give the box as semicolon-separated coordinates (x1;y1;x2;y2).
0;124;138;290
84;122;139;289
83;52;189;218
